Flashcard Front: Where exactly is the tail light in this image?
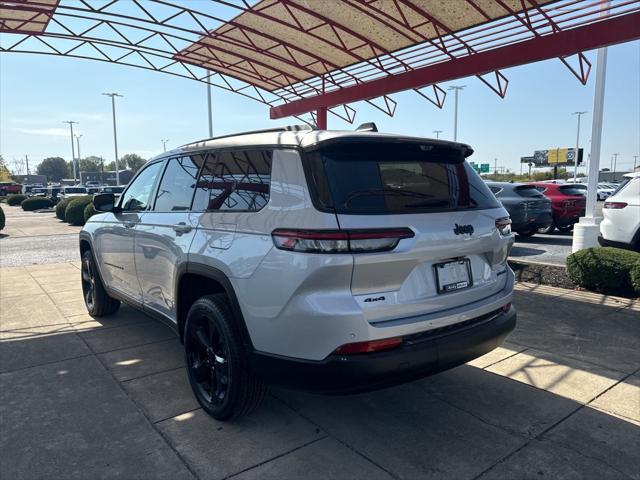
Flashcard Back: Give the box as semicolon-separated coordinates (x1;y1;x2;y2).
271;228;414;254
334;336;403;355
495;217;512;236
604;202;627;209
502;302;512;314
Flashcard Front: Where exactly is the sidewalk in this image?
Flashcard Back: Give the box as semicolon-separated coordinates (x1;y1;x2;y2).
1;263;638;479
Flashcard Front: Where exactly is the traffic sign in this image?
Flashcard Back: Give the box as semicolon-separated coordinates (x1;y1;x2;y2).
480;164;490;173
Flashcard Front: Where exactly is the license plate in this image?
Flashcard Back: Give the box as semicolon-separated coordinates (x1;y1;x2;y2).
434;259;472;294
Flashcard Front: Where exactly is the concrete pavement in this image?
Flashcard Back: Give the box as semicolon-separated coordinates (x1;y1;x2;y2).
0;261;638;480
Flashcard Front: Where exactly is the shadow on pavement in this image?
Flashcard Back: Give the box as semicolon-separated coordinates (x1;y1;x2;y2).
0;292;638;479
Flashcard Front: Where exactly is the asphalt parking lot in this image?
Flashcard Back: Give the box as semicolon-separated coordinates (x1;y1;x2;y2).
1;206;638;479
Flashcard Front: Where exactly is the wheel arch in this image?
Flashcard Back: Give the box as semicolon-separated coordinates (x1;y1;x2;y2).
176;263;253;348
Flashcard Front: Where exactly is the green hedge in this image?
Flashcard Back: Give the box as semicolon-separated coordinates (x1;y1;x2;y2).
566;247;640;295
7;194;26;206
65;196;93;226
631;261;640;293
84;202;97;223
55;198;70;220
0;205;4;231
0;196;6;203
21;197;54;211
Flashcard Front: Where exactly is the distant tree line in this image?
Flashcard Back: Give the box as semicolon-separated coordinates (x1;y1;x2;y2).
35;154;147;182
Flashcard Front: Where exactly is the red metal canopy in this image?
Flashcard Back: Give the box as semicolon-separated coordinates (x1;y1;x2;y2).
1;0;639;128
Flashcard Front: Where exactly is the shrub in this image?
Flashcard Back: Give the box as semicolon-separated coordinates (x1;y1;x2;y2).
0;195;6;203
84;202;97;223
566;247;640;295
56;198;70;220
7;194;26;206
21;197;53;211
65;196;93;226
631;261;640;294
0;205;4;231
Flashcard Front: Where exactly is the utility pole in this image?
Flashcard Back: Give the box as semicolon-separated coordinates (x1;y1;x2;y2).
63;121;78;182
206;70;213;137
633;155;638;171
161;139;169;152
572;111;587;181
494;158;498;180
612;153;619;181
25;155;30;176
432;130;442;139
103;93;123;186
448;85;465;141
100;156;104;185
75;134;83;182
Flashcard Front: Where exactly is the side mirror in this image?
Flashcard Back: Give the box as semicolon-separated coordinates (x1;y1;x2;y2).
93;193;116;212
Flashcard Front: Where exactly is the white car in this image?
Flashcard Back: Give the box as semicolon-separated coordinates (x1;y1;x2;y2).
599;172;640;251
597;183;616;201
58;186;88;201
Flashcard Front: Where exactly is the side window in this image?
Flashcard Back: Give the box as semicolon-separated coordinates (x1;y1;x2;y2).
489;186;501;194
154;156;202;211
192;149;273;212
120;161;164;212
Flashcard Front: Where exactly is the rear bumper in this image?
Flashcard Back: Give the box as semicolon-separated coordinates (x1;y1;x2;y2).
512;212;553;232
249;305;516;394
553;208;585;227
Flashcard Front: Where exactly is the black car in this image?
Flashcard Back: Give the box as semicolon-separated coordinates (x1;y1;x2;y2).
486;182;553;237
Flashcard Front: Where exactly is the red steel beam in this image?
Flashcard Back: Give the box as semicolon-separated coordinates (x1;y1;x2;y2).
271;12;640;119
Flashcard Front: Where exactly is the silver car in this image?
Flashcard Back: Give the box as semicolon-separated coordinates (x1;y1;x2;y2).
80;127;516;420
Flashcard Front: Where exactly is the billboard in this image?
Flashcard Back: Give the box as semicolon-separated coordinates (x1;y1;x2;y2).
523;148;583;166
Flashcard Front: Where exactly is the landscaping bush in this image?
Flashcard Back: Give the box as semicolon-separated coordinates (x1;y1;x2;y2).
7;194;26;206
566;247;640;296
55;198;70;220
21;196;53;211
0;195;6;203
0;205;5;231
65;196;93;226
631;261;640;294
84;202;97;223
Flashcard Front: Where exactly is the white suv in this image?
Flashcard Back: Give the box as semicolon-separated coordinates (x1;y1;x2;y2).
79;126;516;420
599;172;640;251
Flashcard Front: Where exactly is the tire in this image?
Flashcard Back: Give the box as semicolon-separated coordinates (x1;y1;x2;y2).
516;228;536;238
557;225;573;233
537;223;555;234
184;294;267;420
81;249;120;317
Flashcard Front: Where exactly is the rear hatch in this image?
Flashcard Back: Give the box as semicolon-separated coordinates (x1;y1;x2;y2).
303;139;513;324
558;184;587;212
513;185;552;222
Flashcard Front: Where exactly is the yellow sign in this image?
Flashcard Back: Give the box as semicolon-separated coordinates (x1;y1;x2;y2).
548;148;568;164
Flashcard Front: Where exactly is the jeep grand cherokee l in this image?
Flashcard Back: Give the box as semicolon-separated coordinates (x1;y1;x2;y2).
79;127;516;420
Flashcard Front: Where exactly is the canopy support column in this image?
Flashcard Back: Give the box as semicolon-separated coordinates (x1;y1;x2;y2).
316;107;327;130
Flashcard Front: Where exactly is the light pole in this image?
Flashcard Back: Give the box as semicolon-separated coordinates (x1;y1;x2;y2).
63;121;78;182
75;134;83;182
432;130;442;139
161;139;169;152
448;85;465;141
611;153;619;181
102;92;123;185
633;155;638;171
571;111;587;181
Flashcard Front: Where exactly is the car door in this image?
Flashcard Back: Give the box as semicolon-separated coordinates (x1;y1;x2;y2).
135;155;203;319
93;161;164;304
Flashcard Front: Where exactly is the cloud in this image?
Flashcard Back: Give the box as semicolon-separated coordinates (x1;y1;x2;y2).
15;127;73;137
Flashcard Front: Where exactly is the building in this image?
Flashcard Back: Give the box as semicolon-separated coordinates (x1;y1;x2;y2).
80;170;134;186
598;171;632;183
12;174;47;185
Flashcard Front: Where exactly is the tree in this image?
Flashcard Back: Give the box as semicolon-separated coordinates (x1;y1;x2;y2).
36;157;69;182
79;156;103;172
0;155;11;181
121;153;146;173
104;161;116;171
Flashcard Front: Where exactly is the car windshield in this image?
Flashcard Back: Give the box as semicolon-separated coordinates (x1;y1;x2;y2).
514;185;544;198
64;187;87;193
304;141;499;214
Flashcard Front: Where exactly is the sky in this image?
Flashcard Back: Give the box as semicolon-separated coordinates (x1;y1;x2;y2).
1;35;639;175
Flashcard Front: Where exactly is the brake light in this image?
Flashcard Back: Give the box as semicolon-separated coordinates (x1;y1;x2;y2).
271;228;414;253
334;336;403;355
495;217;512;236
502;302;511;314
604;202;627;209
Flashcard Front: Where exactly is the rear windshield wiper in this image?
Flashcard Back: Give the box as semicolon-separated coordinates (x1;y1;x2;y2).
343;188;433;207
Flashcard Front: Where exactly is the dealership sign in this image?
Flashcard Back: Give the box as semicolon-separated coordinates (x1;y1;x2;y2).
523;148;583;166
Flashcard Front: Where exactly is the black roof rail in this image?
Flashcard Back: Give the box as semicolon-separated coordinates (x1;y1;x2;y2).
182;124;314;147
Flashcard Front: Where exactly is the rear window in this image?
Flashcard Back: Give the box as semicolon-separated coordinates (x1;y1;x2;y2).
64;187;87;194
515;185;544;198
559;185;587;196
304;141;499;214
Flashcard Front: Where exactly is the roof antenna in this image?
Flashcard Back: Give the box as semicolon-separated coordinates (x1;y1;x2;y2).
356;122;378;132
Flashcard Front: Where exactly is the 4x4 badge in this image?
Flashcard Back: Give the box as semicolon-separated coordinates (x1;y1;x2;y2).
454;224;474;235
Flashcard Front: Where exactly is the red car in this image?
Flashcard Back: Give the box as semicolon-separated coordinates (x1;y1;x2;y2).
0;182;22;196
527;182;586;234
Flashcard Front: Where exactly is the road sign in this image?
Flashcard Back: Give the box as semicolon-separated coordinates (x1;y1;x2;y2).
480;163;490;173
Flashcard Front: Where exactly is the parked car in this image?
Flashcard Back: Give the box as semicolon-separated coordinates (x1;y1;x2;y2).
58;186;88;201
99;185;125;198
79;127;516;420
597;182;616;201
85;181;101;188
0;182;23;195
486;182;552;237
46;185;62;204
599;172;640;251
527;182;586;234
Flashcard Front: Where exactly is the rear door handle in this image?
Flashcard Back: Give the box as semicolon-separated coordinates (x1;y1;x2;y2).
172;222;193;234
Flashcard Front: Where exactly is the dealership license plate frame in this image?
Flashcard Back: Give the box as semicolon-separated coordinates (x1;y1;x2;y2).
434;258;473;294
